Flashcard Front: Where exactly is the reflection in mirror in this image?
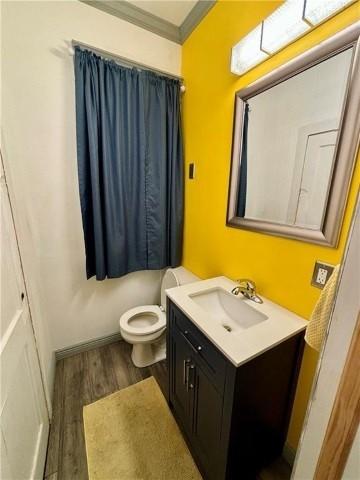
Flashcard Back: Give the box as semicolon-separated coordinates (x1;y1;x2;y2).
237;48;353;230
227;24;360;246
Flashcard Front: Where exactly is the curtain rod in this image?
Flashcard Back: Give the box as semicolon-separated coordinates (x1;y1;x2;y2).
71;40;184;83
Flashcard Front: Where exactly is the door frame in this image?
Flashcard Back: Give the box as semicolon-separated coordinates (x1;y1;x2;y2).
315;311;360;478
293;190;360;479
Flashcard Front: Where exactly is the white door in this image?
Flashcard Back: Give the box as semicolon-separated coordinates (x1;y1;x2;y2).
294;129;338;229
1;159;49;479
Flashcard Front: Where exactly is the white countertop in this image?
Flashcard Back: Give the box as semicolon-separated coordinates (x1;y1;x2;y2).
166;276;307;367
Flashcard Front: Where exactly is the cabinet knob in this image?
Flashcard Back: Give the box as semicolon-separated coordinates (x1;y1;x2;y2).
184;330;188;335
197;346;202;351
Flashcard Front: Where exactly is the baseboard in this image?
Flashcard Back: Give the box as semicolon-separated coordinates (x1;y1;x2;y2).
55;332;123;361
282;442;297;466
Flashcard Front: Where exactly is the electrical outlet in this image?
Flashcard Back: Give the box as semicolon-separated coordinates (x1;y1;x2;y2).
316;268;328;285
311;261;335;289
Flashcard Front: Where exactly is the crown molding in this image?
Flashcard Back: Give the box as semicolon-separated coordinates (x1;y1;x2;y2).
180;1;216;43
79;0;216;45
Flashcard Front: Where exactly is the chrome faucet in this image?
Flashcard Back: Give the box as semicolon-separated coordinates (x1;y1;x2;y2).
231;279;263;304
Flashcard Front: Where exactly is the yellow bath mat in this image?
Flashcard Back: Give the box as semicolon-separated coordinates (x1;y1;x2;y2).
83;376;202;480
305;264;340;352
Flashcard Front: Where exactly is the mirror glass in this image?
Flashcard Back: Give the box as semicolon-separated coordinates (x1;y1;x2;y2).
236;47;353;230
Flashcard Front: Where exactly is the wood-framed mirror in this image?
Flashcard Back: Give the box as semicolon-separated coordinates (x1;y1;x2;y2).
227;22;360;247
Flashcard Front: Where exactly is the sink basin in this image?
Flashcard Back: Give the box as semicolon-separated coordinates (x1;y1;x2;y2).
189;287;268;333
166;276;307;366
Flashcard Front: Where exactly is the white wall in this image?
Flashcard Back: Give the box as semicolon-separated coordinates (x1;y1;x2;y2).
245;47;352;224
1;0;182;398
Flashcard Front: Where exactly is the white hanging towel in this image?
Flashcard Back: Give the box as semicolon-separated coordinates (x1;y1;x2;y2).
305;264;341;352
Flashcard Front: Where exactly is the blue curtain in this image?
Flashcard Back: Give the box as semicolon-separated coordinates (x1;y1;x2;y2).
74;48;183;280
236;103;249;218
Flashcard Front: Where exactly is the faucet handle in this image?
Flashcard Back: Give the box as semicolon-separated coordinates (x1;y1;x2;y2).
233;278;262;303
236;278;256;290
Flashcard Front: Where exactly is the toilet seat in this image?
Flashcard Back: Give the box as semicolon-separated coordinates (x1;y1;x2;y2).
118;268;199;367
120;305;166;336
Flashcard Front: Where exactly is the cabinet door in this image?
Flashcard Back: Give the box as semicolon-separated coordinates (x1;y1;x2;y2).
192;363;224;480
169;327;194;434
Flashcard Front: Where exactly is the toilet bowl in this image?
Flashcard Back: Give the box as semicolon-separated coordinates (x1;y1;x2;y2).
119;267;199;368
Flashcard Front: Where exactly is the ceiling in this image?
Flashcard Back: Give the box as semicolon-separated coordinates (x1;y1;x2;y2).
80;0;216;44
128;1;197;27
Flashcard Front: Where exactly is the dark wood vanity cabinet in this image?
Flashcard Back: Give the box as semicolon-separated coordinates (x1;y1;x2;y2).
166;300;304;480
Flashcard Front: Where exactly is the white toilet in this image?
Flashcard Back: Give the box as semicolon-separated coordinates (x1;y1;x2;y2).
119;267;199;367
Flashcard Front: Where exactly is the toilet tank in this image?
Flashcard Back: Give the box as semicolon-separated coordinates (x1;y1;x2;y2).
160;267;199;310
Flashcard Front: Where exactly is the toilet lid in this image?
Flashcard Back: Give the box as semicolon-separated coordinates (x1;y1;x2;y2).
160;269;179;309
119;305;166;336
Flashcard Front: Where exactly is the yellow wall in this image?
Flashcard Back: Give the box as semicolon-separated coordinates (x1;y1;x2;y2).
181;0;360;449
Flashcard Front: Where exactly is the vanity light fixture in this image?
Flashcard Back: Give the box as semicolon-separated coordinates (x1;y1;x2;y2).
304;0;356;25
230;24;269;75
261;1;310;55
231;0;356;75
